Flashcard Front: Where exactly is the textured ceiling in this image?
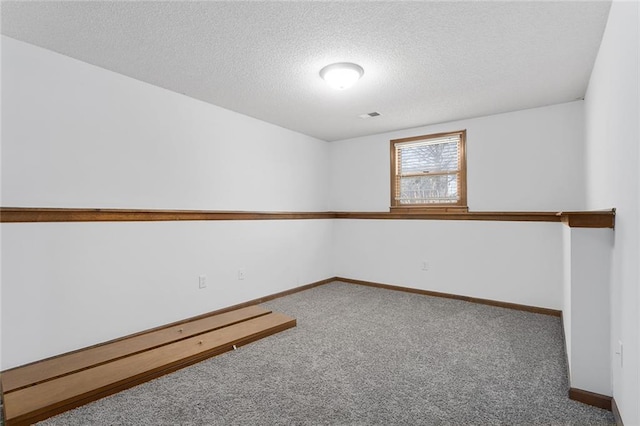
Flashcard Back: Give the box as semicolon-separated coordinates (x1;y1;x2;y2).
1;1;611;142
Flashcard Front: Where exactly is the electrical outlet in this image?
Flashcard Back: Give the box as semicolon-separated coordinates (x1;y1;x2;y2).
198;275;207;289
238;268;245;280
615;340;623;367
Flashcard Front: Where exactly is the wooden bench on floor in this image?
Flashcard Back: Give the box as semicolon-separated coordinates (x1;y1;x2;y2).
1;306;296;426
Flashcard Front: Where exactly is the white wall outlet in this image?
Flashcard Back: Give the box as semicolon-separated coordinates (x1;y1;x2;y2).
615;340;623;367
421;261;430;271
198;275;207;289
238;268;245;280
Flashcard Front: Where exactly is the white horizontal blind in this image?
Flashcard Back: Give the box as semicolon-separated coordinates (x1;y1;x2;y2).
395;134;462;205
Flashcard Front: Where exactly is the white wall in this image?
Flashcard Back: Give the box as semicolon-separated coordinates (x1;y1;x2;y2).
563;228;613;396
1;36;328;211
0;37;332;369
329;101;586;212
562;226;572;373
328;98;585;316
584;1;640;424
333;219;563;310
1;220;332;369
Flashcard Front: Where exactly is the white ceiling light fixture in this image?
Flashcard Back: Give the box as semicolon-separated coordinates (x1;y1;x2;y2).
319;62;364;90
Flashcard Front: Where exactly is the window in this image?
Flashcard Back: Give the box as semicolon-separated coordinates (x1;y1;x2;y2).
390;130;467;211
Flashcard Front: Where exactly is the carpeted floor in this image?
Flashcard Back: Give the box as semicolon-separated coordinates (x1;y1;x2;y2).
38;281;615;425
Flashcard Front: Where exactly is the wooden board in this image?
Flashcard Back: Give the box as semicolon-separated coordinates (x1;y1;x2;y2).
4;312;295;425
1;305;270;393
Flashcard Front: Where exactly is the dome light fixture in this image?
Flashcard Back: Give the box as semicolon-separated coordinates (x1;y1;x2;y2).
319;62;364;90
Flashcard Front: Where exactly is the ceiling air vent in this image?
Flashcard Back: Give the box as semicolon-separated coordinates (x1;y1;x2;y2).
358;112;381;119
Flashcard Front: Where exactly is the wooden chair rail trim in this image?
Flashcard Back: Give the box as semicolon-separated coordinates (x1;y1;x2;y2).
558;209;616;229
338;211;561;222
0;207;334;222
0;207;615;228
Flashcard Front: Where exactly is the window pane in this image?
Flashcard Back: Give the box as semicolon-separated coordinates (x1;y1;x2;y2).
399;140;458;175
398;174;458;204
